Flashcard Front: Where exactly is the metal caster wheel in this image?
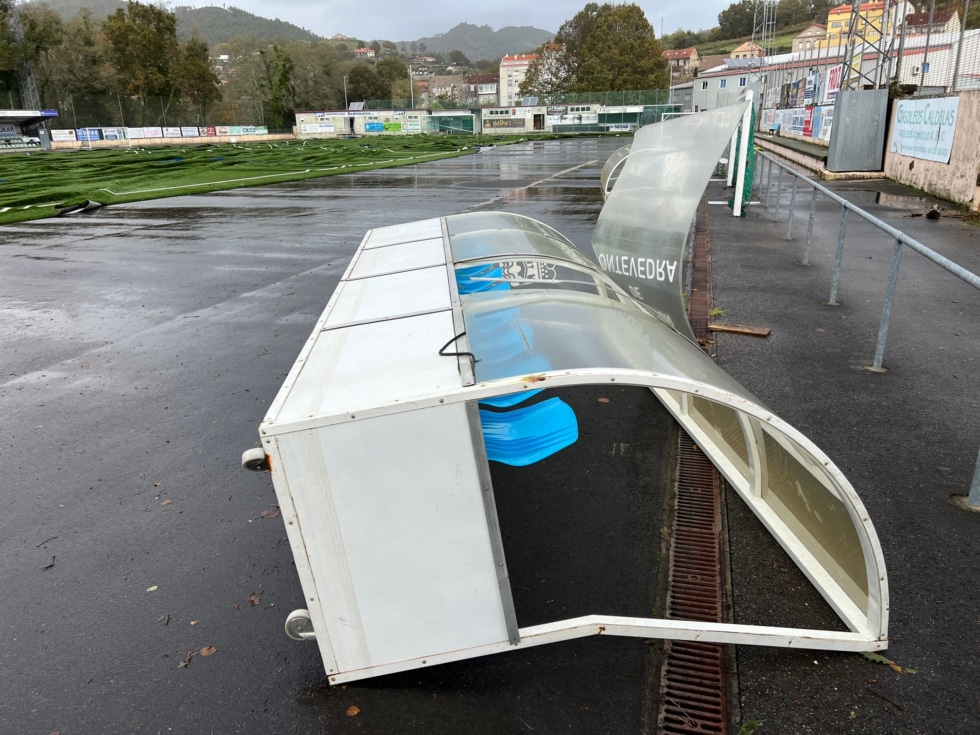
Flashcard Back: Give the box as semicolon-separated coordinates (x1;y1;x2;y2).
285;609;316;641
241;447;270;472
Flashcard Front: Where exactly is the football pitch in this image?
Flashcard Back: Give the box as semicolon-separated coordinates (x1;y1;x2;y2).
0;134;549;225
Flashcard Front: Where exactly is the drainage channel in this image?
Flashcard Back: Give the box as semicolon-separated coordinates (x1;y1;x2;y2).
655;195;732;735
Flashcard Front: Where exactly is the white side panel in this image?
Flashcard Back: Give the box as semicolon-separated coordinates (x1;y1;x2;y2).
323;266;450;328
349;238;446;279
364;218;443;248
275;404;510;673
271;311;462;427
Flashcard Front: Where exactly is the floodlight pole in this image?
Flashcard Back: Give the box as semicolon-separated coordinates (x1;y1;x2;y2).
343;75;349;110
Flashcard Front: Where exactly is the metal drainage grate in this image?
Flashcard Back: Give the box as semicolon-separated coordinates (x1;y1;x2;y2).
657;196;729;734
657;432;728;734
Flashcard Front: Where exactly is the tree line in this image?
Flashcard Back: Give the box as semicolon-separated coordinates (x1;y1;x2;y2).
519;3;669;100
0;0;413;129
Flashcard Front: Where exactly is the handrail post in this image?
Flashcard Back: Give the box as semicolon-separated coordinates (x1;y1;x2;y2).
785;177;798;240
765;158;774;209
868;238;904;372
802;185;817;266
969;449;980;508
774;165;783;217
828;206;848;306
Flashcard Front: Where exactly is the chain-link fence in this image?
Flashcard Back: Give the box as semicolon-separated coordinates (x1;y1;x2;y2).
49;93;287;132
892;0;980;93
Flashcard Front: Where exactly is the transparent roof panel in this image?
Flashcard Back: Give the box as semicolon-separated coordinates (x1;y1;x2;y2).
593;103;748;342
462;287;756;404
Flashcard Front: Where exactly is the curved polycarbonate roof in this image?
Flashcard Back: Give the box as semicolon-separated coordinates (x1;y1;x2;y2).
443;105;887;647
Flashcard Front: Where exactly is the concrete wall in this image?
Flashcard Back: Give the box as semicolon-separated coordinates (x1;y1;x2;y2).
883;91;980;211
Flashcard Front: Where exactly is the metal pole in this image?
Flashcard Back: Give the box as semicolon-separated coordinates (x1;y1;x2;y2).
785;177;798;240
117;94;125;128
870;238;905;371
727;129;738;187
828;206;848;305
161;97;167;127
732;90;753;218
920;0;936;89
765;158;774;209
969;449;980;508
774;164;783;216
343;75;349;110
952;0;971;92
802;185;817;265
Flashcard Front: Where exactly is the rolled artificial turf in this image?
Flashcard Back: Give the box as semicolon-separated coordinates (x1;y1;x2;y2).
0;134;560;225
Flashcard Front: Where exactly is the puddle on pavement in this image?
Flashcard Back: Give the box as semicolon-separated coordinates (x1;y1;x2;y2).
874;191;932;209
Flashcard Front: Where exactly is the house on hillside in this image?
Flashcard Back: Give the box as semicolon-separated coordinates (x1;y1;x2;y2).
466;73;499;106
793;24;827;52
698;54;729;74
662;47;701;80
499;53;539;106
428;75;467;105
905;8;961;35
730;41;764;59
355;48;376;59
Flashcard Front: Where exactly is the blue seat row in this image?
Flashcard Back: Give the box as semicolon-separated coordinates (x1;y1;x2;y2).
456;263;578;465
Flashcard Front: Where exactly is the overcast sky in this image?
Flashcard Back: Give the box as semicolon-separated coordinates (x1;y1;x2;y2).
179;1;731;44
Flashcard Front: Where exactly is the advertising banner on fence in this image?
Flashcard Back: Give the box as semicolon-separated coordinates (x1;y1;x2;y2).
76;128;101;141
383;122;402;132
824;64;843;104
180;126;200;137
204;126;216;136
403;121;421;132
364;122;385;132
301;123;335;134
163;127;182;137
102;128;127;141
889;97;959;163
51;129;77;142
143;127;164;138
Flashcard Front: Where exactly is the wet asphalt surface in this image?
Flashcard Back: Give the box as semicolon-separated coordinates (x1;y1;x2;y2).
3;136;978;735
1;137;676;735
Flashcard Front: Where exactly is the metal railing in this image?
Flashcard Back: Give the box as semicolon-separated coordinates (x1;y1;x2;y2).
756;151;980;505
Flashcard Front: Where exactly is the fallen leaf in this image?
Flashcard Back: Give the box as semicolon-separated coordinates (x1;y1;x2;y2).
233;603;241;610
160;499;173;506
179;650;194;668
199;646;217;657
249;594;261;606
147;585;159;592
190;620;198;626
597;397;610;403
260;509;280;519
862;651;915;674
346;706;361;717
816;328;826;332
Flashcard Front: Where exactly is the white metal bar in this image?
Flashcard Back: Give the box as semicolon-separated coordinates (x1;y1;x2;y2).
732;89;754;217
328;615;887;684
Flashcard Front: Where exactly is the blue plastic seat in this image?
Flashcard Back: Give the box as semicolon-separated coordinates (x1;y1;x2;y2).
479;397;578;466
456;264;510;294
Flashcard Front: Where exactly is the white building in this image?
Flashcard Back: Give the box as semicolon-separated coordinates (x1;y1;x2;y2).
499;53;539;107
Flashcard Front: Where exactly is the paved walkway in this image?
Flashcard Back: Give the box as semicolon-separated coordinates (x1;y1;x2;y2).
706;168;980;733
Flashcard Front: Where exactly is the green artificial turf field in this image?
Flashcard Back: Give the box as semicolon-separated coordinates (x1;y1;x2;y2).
0;134;550;225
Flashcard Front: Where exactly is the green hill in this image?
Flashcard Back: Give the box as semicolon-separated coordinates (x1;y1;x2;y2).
23;0;323;44
404;23;554;62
